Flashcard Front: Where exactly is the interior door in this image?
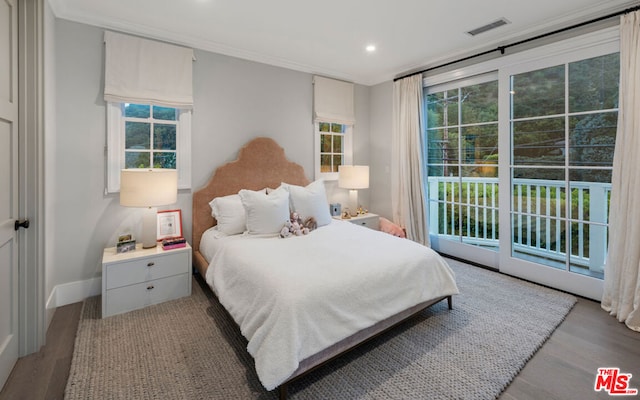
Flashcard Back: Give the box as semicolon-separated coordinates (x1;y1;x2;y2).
0;0;20;389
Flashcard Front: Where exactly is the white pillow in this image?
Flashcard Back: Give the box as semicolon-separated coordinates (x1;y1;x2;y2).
281;179;332;227
209;194;246;235
239;187;290;235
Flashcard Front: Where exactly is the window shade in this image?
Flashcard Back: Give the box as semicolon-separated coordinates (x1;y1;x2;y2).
104;31;194;109
313;75;355;125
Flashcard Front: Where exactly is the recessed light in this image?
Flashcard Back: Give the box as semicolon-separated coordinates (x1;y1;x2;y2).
365;44;376;53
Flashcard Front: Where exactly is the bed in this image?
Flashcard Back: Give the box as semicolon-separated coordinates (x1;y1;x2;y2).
192;137;459;399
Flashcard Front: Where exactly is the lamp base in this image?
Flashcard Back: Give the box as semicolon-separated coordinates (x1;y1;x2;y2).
348;190;359;217
141;207;158;248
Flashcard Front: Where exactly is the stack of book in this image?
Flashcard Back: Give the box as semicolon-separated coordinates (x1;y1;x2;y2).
162;237;186;250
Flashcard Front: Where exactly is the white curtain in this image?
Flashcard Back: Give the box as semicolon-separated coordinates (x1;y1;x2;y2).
104;31;194;109
392;74;429;246
313;75;355;125
601;10;640;332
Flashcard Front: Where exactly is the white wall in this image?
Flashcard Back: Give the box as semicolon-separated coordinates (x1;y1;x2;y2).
49;19;372;305
44;0;57;325
368;81;393;220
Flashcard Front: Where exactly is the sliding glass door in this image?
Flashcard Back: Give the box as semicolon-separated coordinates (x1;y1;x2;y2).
499;51;619;299
425;29;619;299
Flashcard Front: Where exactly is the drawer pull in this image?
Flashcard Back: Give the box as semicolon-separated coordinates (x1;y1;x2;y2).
147;285;155;290
147;262;155;267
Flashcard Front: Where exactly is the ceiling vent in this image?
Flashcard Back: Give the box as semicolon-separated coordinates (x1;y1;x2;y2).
466;18;510;36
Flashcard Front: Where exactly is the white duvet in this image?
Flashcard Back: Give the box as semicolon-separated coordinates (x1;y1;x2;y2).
204;220;459;391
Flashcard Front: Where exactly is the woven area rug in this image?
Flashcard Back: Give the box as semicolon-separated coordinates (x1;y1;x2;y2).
64;258;576;400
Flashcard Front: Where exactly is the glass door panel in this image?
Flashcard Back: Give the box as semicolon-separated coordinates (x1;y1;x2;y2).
500;52;619;300
426;74;499;267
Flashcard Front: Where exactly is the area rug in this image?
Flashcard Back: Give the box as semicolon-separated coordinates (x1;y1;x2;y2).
64;258;576;400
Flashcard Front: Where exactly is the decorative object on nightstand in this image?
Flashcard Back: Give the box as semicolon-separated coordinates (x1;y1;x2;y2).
120;169;178;249
338;165;369;217
101;242;192;318
157;209;183;240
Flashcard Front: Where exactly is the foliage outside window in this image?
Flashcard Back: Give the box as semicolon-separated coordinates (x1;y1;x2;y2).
124;104;178;169
319;122;345;173
106;102;191;192
315;121;352;180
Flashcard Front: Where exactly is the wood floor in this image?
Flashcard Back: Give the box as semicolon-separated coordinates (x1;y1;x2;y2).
1;273;639;400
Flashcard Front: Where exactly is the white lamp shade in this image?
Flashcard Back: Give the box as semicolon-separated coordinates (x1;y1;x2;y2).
120;169;178;207
338;165;369;189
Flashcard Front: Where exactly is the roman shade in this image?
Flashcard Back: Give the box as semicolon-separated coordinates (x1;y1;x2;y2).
313;75;355;125
104;31;194;109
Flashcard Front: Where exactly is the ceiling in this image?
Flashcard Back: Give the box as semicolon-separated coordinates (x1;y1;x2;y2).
48;0;638;86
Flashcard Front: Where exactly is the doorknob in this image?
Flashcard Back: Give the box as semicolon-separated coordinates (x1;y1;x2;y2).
14;219;30;231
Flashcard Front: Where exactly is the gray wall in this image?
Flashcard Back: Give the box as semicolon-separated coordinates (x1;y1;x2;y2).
50;19;372;289
368;81;393;220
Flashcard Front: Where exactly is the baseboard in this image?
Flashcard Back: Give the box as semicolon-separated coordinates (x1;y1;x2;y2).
47;277;101;309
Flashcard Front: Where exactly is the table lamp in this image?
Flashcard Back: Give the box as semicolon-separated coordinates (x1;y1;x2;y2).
338;165;369;215
120;169;178;248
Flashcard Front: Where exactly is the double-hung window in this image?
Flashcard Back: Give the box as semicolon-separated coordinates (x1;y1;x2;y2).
315;121;352;179
106;102;192;192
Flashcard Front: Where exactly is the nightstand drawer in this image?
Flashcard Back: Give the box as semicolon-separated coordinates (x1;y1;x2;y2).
351;215;379;230
105;251;189;290
104;273;191;317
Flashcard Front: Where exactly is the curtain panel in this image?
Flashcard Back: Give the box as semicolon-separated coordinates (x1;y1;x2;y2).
392;74;429;246
313;76;355;125
601;10;640;332
104;31;194;109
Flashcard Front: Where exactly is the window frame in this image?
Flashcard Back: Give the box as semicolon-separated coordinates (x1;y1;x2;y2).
314;121;353;181
106;102;192;193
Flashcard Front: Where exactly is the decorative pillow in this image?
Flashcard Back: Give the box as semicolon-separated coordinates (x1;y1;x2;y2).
380;217;406;238
208;194;246;235
239;187;290;235
281;179;332;227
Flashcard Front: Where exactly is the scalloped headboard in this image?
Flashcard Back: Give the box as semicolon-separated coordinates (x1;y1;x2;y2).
192;137;310;275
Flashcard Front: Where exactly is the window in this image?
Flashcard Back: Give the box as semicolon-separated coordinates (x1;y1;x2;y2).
314;121;352;180
107;102;192;192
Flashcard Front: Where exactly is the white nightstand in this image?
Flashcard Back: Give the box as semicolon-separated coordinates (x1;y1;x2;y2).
101;243;192;318
334;213;380;230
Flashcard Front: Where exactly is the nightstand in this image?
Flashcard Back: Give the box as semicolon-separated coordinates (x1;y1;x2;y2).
101;243;192;318
334;213;380;230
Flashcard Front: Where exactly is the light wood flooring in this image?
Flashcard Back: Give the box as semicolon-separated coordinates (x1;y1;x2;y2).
1;270;639;400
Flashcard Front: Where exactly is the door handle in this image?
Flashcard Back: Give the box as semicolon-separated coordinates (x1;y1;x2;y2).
14;219;30;231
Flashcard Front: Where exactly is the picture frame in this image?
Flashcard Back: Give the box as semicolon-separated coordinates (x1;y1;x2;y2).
157;209;183;241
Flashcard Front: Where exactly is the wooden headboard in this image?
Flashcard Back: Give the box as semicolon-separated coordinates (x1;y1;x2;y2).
192;137;310;276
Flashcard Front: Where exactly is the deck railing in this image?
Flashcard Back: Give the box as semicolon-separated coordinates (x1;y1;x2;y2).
427;176;610;275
